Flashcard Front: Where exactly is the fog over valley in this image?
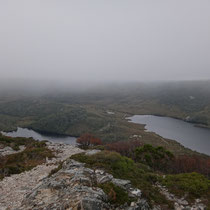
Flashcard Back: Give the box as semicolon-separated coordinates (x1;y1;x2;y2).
1;2;210;210
1;0;210;83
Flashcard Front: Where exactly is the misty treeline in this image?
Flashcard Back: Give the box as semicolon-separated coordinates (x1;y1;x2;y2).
1;80;210;140
1;80;210;109
1;80;210;105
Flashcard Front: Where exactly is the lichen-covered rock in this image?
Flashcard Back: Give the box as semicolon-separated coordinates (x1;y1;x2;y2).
112;178;132;190
127;199;150;210
95;169;114;184
19;159;148;210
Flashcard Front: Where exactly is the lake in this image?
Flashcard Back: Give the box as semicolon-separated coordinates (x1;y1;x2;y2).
2;127;76;145
128;115;210;155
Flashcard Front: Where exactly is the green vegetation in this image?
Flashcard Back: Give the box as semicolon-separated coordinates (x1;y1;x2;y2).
98;182;130;205
105;142;210;177
134;144;174;172
0;133;46;150
0;97;204;156
160;173;210;208
72;149;210;208
1;81;210;157
71;151;173;208
0;81;210;207
161;172;210;198
0;135;54;179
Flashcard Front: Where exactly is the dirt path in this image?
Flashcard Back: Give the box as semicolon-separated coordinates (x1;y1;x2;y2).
0;143;83;210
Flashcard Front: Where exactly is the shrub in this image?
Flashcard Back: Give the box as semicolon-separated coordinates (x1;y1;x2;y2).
134;144;174;172
172;155;210;177
0;134;46;151
76;133;102;148
160;172;210;201
71;151;173;208
98;182;130;205
0;137;54;179
106;139;143;158
107;142;210;177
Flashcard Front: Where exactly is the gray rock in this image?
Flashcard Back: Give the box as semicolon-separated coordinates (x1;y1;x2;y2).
129;188;142;198
112;178;131;190
152;205;161;210
80;197;110;210
19;159;147;210
126;199;150;210
85;149;101;156
177;199;188;206
95;169;113;184
97;173;113;184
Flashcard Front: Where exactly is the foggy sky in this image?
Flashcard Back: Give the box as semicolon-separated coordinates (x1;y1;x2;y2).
0;0;210;82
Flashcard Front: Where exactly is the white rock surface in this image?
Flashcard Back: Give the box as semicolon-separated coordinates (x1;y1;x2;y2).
0;145;25;157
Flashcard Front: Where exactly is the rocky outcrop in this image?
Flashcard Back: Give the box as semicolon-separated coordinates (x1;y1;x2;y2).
19;159;150;210
0;143;83;210
1;145;206;210
156;184;206;210
0;145;25;157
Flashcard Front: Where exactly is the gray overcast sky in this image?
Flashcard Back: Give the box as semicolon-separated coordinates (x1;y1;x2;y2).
0;0;210;82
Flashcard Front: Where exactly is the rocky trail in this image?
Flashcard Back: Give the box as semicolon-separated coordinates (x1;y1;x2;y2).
0;142;83;210
0;143;207;210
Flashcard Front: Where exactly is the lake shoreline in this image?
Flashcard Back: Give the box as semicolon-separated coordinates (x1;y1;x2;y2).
1;127;77;145
26;126;79;138
126;112;210;130
128;114;210;156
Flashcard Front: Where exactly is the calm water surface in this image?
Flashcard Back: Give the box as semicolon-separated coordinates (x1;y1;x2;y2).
2;127;76;145
128;115;210;155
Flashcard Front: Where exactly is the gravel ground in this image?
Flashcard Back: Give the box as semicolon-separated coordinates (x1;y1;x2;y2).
0;142;83;210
